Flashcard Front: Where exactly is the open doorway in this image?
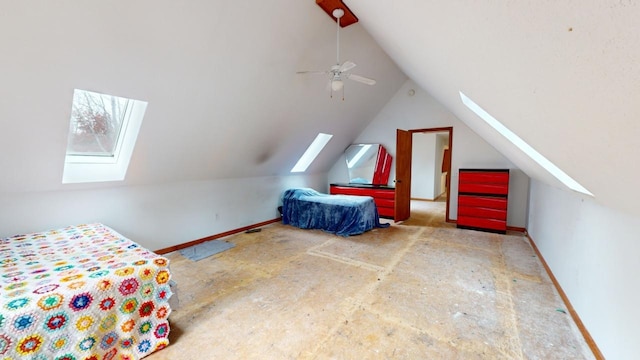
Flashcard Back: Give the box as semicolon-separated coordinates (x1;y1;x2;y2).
395;127;453;224
411;131;450;201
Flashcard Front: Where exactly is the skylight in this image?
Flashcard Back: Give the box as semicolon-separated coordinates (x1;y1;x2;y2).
62;89;147;184
291;133;333;173
459;91;593;196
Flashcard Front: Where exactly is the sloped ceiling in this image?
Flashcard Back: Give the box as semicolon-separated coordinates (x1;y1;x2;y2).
346;0;640;217
3;1;638;219
0;1;406;193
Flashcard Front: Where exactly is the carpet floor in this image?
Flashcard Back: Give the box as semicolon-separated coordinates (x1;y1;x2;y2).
146;199;594;359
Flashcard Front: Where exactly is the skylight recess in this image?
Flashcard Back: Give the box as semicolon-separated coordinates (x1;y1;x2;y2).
291;133;333;173
459;91;593;196
62;89;147;184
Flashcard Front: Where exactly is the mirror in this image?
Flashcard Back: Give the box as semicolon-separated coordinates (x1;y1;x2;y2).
345;144;392;185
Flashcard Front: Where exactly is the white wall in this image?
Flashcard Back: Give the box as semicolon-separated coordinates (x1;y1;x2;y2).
528;180;640;359
411;133;437;200
435;134;448;198
329;80;529;228
0;1;407;196
0;174;327;251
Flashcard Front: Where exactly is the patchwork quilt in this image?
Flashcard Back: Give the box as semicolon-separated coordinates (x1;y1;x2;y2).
0;223;172;359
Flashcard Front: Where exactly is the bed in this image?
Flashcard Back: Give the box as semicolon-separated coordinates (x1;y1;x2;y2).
0;223;172;359
281;188;389;236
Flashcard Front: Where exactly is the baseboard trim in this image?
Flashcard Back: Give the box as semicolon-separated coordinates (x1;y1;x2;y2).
446;221;526;234
411;197;436;202
525;232;604;360
506;225;526;233
154;218;281;255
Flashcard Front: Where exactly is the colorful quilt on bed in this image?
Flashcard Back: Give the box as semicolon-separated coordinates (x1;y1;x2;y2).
0;223;172;360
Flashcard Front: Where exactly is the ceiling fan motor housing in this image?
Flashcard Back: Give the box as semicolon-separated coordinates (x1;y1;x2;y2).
295;5;376;93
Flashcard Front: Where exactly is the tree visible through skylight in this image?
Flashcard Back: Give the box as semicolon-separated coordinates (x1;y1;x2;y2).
459;91;593;196
67;90;129;157
63;89;147;184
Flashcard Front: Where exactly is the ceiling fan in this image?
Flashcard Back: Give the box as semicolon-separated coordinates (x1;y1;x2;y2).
297;8;376;98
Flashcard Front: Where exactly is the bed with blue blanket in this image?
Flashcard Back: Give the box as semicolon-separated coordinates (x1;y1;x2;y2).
281;188;389;236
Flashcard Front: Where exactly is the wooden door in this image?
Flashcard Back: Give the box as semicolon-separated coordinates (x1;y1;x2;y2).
395;129;412;221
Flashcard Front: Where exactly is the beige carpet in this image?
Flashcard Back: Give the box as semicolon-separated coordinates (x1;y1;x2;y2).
146;200;594;359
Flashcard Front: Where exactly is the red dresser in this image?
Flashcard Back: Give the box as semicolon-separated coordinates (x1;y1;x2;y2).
456;169;509;233
330;184;395;219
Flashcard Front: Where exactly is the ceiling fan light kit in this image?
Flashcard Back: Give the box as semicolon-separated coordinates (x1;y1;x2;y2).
297;7;376;99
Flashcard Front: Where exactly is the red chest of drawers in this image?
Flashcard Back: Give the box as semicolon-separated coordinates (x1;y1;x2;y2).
456;169;509;233
330;184;395;219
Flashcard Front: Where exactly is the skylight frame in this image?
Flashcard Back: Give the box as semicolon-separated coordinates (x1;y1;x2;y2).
291;133;333;173
66;90;132;159
459;91;593;196
65;92;133;165
62;89;147;184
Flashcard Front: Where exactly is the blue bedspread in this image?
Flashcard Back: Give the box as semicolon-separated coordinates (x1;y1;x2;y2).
281;188;390;236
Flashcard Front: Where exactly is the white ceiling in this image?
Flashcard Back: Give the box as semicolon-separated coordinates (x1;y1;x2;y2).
2;0;639;218
346;0;640;217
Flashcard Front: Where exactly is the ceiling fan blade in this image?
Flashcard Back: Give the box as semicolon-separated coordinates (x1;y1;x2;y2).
346;73;376;86
339;61;356;72
297;70;328;75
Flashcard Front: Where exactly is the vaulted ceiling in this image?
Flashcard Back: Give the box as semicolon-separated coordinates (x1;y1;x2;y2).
346;0;640;217
1;1;639;218
0;1;406;193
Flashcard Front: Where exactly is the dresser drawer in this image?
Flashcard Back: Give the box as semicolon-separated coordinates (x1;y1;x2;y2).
458;195;507;210
378;207;394;218
459;171;509;185
369;189;395;199
374;198;395;209
457;215;506;232
330;185;394;199
458;205;507;221
330;186;364;196
458;183;509;195
330;184;396;219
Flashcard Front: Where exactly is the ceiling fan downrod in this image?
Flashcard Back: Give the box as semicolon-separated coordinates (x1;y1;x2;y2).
333;8;344;66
